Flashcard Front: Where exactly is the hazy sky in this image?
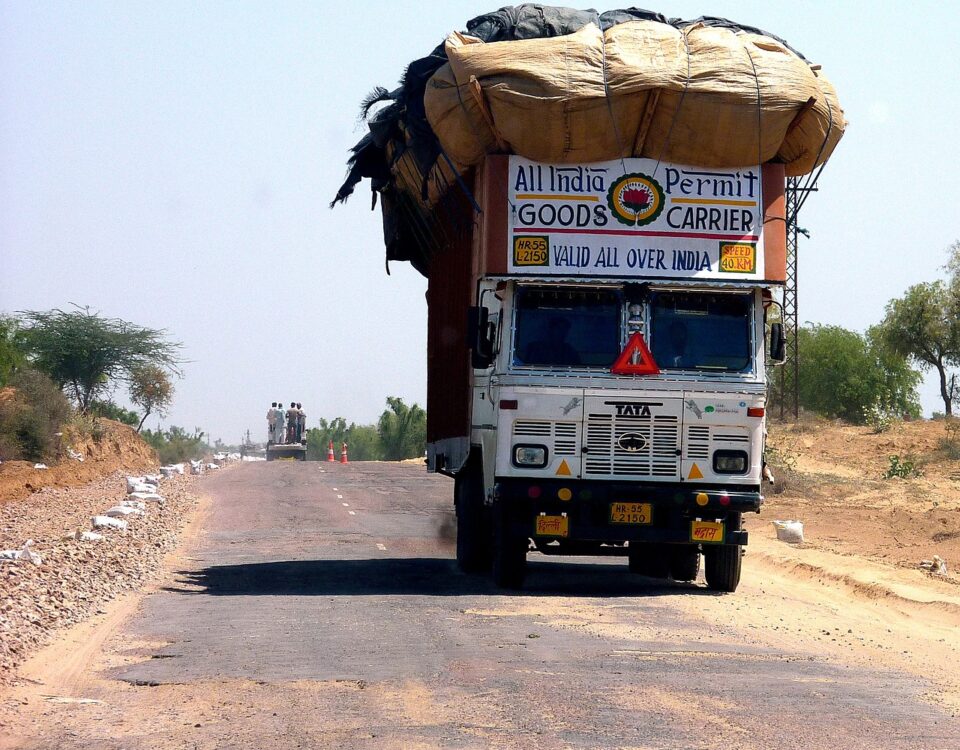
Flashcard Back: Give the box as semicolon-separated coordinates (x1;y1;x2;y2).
2;1;958;442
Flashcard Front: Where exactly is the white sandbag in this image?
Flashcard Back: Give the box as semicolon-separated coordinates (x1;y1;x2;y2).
129;492;164;504
920;556;948;576
206;463;220;470
120;499;146;510
92;515;128;531
159;466;177;478
173;463;185;475
0;539;42;566
128;482;157;495
125;476;145;492
33;463;48;470
104;505;144;518
67;448;85;462
144;473;161;484
773;519;804;544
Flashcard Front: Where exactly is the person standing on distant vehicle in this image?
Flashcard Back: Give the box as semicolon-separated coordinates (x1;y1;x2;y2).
266;402;278;444
296;403;306;443
286;402;298;443
273;401;286;444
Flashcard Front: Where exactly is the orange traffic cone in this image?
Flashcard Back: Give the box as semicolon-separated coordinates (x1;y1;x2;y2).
326;440;335;462
340;442;349;464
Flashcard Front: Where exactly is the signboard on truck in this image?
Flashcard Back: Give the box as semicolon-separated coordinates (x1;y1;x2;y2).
507;156;766;280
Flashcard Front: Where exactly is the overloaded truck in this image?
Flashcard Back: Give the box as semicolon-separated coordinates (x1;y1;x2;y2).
335;6;844;591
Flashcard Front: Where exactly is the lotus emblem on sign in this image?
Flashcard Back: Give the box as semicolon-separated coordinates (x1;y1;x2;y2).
617;432;647;453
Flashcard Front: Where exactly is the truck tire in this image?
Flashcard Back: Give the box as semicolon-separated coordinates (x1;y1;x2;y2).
266;453;274;462
669;545;700;582
704;545;742;592
455;466;491;574
491;502;526;589
627;543;670;579
704;513;743;592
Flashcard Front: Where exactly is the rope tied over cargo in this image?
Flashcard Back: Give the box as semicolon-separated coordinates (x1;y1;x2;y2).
739;35;764;233
595;12;628;178
652;25;692;181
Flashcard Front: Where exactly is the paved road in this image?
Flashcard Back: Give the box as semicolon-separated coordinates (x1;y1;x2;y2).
15;462;960;749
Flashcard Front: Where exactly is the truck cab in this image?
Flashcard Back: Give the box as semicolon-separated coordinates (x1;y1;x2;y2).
426;156;786;592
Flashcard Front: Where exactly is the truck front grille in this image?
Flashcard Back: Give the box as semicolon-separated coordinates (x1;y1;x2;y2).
513;419;578;457
684;425;751;461
584;413;680;478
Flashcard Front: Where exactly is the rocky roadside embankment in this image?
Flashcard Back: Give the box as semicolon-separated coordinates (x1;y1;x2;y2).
0;469;213;682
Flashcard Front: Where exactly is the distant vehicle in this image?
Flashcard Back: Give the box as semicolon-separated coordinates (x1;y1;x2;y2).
265;442;306;462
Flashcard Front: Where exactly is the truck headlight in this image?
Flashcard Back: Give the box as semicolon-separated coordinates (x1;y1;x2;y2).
513;444;548;468
713;450;748;474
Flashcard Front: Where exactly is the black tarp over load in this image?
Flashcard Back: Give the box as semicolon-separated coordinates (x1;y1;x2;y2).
333;5;845;276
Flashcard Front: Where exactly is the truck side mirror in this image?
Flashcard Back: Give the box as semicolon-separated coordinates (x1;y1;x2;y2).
467;306;495;369
769;322;786;364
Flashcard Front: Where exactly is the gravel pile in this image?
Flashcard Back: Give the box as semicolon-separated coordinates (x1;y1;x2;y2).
0;470;204;682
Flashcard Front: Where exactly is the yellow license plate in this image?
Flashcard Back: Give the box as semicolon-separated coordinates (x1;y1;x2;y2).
535;515;569;537
609;502;652;525
691;520;725;544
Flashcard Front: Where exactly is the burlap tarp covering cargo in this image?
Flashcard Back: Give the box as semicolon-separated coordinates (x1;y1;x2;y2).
427;22;842;175
333;5;846;277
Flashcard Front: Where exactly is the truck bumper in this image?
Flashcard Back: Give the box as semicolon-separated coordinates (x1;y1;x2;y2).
495;478;762;547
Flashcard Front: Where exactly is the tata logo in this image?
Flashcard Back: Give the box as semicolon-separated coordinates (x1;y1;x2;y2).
603;401;660;417
617;432;647;453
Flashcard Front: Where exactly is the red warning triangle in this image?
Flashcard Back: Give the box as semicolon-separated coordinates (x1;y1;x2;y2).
610;332;660;375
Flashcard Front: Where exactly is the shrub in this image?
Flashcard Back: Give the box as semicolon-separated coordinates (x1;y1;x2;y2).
141;426;207;464
0;369;73;461
90;400;141;427
884;454;923;479
937;418;960;460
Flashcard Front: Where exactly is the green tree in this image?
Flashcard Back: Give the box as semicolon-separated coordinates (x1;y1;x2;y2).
0;315;27;387
90;399;141;427
18;306;182;412
141;425;207;464
377;396;426;460
877;280;960;416
794;324;920;424
345;424;383;461
306;418;384;461
129;364;175;432
306;417;349;460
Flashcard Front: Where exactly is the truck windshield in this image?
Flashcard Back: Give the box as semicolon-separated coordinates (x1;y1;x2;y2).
649;291;752;372
513;287;621;368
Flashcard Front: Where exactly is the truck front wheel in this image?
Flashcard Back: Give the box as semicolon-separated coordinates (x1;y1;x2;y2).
704;545;742;592
669;545;700;582
491;503;526;589
703;513;743;592
455;466;491;574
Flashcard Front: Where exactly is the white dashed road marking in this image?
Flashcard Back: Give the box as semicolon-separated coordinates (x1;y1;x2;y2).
342;502;349;507
376;543;386;551
348;510;356;516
